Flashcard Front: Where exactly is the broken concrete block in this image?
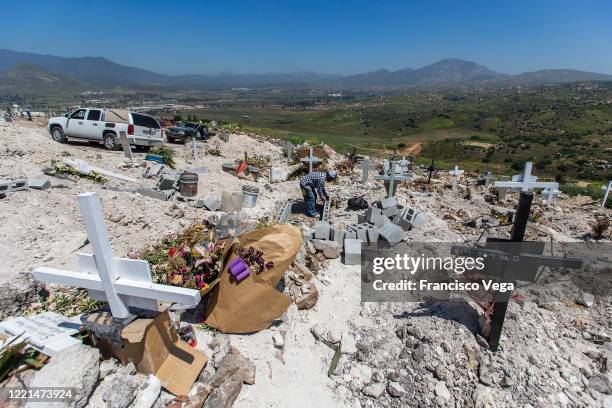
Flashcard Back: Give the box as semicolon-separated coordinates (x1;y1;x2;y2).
343;239;362;265
330;227;346;246
156;173;179;190
367;226;379;243
197;196;222;211
273;201;291;224
314;221;331;240
366;207;383;223
29;179;51;190
378;223;405;246
356;224;370;242
143;163;165;179
394;207;425;231
371;213;389;228
380;197;398;209
0;178;28;194
322;201;331;222
345;229;357;239
382;205;400;218
137;188;175;201
347;225;364;242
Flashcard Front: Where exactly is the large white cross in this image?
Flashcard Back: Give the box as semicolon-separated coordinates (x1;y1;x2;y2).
602;181;612;208
494;162;560;205
448;165;464;190
32;192;201;319
300;147;322;173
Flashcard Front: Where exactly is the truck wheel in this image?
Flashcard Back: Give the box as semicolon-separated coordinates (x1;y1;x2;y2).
51;127;66;143
103;133;120;151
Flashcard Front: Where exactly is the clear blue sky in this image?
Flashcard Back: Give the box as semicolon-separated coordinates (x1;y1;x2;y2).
1;0;611;75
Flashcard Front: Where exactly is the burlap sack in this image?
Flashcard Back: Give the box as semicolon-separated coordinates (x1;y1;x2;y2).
204;224;302;333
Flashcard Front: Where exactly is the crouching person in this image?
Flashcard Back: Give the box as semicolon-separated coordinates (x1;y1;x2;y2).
299;170;337;218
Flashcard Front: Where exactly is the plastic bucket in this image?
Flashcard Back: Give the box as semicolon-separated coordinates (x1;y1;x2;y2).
242;185;260;208
179;172;198;197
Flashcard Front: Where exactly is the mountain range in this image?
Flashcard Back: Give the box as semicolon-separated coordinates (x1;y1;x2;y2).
1;49;612;91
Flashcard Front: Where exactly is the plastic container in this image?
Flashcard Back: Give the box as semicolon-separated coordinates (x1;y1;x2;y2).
242;185;260;208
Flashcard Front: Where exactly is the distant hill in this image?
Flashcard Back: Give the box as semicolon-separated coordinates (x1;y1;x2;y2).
1;49;611;91
0;63;85;93
0;49;169;87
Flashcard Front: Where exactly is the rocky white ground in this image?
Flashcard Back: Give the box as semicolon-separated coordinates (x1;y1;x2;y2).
1;118;610;408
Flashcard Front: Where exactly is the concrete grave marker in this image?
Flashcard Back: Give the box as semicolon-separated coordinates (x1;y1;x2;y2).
63;159;137;182
117;131;135;162
32;192;201;319
358;159;375;182
0;312;82;356
374;161;408;198
602;181;612;208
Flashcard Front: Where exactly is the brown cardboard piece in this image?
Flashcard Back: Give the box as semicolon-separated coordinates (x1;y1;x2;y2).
96;311;207;396
205;224;303;333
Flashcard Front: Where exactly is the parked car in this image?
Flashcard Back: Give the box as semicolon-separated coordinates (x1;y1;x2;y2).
165;122;208;143
47;108;163;150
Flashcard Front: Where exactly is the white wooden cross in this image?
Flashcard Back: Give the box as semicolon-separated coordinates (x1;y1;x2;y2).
374;161;408;198
602;181;612;208
494;162;560;205
300;147;322;173
448;165;464;190
191;135;197;160
117;131;135;162
358;159;375;182
32;192;201;319
286;141;293;164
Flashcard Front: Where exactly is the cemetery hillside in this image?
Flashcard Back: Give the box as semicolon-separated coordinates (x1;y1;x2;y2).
0;2;611;407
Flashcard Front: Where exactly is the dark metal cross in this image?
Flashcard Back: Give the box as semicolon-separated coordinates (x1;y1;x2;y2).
451;192;583;351
427;158;436;183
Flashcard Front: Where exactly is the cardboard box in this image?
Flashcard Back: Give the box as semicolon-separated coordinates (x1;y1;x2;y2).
96;311;207;396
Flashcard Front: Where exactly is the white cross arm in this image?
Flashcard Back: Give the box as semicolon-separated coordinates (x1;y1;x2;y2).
32;267;201;307
494;181;558;190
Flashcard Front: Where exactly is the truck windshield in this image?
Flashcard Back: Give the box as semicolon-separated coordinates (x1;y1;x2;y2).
132;113;160;129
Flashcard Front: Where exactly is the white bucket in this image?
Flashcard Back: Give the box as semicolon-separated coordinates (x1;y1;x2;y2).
242;186;260;208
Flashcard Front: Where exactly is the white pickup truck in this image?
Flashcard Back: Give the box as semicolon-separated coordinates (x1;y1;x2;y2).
47;108;163;150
